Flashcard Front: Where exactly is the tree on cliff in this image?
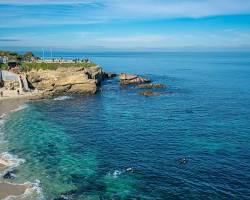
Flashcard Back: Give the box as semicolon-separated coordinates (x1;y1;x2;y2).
23;52;34;61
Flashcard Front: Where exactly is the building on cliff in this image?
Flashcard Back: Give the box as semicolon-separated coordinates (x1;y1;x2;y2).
0;56;8;64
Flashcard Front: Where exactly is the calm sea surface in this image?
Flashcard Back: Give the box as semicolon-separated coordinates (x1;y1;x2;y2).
1;52;250;199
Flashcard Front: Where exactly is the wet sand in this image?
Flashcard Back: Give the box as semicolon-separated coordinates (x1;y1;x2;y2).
0;98;29;116
0;153;27;199
0;182;28;199
0;163;7;171
0;90;42;114
0;88;43;115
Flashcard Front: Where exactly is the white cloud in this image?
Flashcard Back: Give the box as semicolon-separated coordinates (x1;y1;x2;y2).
1;0;250;50
99;0;250;20
4;29;250;50
0;0;250;27
0;0;95;5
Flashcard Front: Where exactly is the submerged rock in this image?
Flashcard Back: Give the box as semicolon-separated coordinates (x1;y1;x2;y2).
119;73;151;85
54;195;73;200
137;83;166;89
139;91;161;97
3;170;16;179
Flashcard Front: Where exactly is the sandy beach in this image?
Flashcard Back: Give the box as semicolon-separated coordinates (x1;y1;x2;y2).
0;90;42;115
0;94;35;199
0;98;29;115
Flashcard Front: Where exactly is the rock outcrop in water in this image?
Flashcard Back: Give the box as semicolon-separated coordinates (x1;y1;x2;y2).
104;72;117;79
119;73;150;85
139;91;161;97
137;83;166;89
27;66;106;97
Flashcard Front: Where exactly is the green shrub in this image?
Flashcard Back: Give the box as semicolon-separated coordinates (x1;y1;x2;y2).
0;63;8;70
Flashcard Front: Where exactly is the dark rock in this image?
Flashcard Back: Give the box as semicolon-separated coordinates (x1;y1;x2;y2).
104;72;117;79
53;189;78;200
53;195;73;200
138;83;166;89
185;109;194;114
139;91;160;97
3;171;16;179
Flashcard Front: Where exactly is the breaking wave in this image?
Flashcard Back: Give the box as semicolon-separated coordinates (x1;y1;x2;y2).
3;180;44;200
0;152;25;176
11;104;29;112
54;96;73;101
0;105;44;200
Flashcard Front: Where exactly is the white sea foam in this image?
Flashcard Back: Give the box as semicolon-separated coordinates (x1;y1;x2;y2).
3;180;45;200
0;106;44;200
0;152;25;176
0;113;7;119
113;170;122;178
11;104;29;112
0;113;7;127
107;170;122;179
54;96;73;101
0;154;44;200
107;168;134;179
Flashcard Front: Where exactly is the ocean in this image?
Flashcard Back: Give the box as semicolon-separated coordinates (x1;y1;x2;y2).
1;52;250;199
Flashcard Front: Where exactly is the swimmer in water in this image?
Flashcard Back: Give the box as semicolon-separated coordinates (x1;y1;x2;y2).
126;167;134;173
179;157;188;165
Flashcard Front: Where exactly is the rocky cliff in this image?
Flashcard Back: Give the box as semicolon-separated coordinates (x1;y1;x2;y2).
26;65;105;97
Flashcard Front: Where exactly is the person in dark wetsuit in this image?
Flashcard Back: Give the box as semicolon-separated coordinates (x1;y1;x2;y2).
179;157;188;165
126;167;134;173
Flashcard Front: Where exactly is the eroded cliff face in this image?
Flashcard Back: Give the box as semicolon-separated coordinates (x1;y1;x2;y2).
26;66;105;97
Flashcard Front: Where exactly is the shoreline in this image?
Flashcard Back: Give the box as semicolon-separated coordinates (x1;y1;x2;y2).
0;98;37;199
0;91;42;115
0;97;29;116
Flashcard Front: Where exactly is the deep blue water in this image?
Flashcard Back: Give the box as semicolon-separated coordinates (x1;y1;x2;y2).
1;52;250;199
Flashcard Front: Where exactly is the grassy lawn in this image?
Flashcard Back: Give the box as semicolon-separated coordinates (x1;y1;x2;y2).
20;62;96;71
0;63;8;70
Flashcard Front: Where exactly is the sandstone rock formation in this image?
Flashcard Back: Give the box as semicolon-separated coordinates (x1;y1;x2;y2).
26;66;105;97
119;73;150;85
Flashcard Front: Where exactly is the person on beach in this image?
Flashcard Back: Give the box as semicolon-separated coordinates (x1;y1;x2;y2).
17;89;20;95
0;91;3;97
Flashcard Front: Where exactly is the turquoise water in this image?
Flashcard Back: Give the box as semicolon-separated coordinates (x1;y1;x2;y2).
1;52;250;199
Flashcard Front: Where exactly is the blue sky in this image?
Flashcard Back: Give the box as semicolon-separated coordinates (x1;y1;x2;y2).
1;0;250;51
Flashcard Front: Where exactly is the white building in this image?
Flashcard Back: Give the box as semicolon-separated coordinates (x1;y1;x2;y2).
0;56;8;64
